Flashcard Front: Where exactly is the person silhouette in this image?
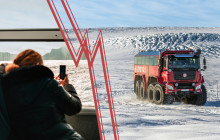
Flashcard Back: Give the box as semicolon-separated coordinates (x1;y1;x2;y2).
2;49;84;140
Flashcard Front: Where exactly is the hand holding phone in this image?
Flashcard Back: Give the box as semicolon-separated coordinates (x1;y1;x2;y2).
55;74;69;86
60;65;66;80
55;65;69;86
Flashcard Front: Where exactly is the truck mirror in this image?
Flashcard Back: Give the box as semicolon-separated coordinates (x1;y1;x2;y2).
203;57;206;66
204;65;207;70
196;49;201;55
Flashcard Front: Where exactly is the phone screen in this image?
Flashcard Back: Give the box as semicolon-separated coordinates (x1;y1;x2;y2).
60;65;66;80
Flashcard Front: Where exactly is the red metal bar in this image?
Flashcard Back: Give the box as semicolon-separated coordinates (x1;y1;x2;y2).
47;1;120;139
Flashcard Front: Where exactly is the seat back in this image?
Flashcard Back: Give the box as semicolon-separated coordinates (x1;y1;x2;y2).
65;106;100;140
0;78;11;140
0;64;11;140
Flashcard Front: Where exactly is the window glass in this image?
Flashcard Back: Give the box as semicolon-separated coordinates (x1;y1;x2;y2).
141;56;146;65
145;56;149;65
137;57;142;65
168;56;200;69
135;56;158;65
149;56;154;65
153;56;158;66
164;58;167;68
134;57;138;64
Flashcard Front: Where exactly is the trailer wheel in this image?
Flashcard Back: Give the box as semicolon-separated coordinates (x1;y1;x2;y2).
147;84;154;103
140;81;147;100
135;81;140;99
194;85;207;106
153;84;173;104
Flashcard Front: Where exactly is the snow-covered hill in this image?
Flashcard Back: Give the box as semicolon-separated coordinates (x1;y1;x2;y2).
103;33;220;56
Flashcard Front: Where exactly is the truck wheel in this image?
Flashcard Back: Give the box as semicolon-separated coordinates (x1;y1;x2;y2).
136;81;140;99
147;84;154;103
153;84;164;104
153;84;173;104
163;94;174;104
194;85;207;106
140;81;147;100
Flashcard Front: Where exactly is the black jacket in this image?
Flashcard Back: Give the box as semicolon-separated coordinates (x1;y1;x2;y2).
2;65;83;140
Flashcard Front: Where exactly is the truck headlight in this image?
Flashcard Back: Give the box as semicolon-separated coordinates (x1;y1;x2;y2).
196;85;201;90
167;85;174;90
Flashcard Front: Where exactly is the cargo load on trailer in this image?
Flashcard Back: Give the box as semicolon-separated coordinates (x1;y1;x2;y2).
134;49;207;105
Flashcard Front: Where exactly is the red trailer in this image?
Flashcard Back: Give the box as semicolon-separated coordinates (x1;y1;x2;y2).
134;49;207;105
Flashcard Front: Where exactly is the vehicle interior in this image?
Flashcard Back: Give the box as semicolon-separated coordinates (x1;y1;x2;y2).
0;29;99;140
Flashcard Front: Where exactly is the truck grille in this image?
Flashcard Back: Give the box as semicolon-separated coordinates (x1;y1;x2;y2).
173;70;196;80
176;83;194;89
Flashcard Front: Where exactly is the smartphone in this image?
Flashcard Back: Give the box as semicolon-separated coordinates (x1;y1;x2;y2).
60;65;66;80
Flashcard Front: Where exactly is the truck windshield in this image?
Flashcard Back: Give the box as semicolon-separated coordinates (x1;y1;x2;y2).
168;56;200;69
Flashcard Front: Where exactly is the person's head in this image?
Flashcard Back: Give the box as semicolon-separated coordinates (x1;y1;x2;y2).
13;49;43;67
5;49;43;73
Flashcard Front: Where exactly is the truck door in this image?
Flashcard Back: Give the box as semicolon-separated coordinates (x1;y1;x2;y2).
161;57;168;82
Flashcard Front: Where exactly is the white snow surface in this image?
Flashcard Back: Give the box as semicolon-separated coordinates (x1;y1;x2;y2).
2;27;220;140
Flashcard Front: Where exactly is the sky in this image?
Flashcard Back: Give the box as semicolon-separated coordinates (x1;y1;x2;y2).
0;0;220;28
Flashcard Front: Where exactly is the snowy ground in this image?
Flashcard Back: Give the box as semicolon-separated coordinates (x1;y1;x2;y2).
2;27;220;140
93;56;220;140
43;56;220;140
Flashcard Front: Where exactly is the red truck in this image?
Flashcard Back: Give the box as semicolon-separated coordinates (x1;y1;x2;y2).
134;49;207;105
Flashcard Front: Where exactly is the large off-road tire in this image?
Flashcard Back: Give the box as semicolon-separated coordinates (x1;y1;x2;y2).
194;85;207;106
140;81;147;100
183;85;207;106
153;84;173;104
164;94;174;104
153;84;164;104
135;81;140;99
147;84;154;103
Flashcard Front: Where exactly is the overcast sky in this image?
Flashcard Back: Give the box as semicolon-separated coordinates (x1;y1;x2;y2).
1;0;220;28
